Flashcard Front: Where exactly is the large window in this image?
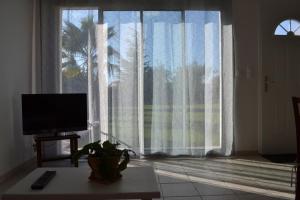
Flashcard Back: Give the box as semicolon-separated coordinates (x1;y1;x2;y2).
60;8;223;156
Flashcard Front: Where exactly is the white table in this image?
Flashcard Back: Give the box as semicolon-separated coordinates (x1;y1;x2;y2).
2;167;161;200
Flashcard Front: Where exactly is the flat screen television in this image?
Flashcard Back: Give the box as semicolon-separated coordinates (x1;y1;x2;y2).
22;93;87;135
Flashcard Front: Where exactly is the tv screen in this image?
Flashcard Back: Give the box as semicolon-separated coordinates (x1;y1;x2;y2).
22;93;87;135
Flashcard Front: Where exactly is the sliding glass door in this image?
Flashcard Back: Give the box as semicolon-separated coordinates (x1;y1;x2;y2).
61;9;100;150
60;8;225;156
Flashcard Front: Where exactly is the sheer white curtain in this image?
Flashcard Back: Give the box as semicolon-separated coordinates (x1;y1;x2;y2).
105;12;141;151
141;11;223;155
95;11;231;156
38;0;233;156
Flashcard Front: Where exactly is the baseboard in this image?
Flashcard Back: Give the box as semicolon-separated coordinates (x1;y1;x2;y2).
0;157;36;184
233;151;259;156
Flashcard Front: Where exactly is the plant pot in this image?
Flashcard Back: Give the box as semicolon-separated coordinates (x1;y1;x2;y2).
88;156;122;182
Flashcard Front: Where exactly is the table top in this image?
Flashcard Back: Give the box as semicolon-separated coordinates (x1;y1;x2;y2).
2;167;161;200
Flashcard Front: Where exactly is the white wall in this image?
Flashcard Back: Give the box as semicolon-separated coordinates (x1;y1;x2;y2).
0;0;34;177
232;0;261;153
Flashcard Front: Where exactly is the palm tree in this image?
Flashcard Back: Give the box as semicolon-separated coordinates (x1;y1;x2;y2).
62;14;117;83
61;12;119;142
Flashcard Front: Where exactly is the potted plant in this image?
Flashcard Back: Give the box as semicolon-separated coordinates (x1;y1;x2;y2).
74;140;135;182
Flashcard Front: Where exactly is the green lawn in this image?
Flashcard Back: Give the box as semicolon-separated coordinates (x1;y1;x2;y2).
108;104;221;149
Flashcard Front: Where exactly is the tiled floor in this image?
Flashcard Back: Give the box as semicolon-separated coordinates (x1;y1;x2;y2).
130;157;295;200
0;156;295;200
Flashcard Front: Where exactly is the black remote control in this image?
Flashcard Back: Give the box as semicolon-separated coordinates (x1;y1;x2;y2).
31;171;56;190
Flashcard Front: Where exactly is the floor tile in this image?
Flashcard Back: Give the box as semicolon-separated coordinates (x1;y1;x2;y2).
155;165;185;173
193;183;234;195
202;195;238;200
236;194;287;200
161;183;199;197
159;174;190;183
231;189;254;195
111;199;162;200
164;197;202;200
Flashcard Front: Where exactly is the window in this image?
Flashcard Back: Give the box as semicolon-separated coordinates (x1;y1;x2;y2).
39;0;233;157
274;19;300;36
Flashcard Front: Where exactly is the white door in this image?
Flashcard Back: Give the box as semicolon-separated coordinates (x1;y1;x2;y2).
261;37;300;154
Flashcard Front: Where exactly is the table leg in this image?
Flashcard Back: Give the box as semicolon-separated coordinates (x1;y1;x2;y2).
36;140;42;167
70;139;74;164
74;138;78;167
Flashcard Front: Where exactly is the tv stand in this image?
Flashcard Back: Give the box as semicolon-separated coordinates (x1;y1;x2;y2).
34;134;80;167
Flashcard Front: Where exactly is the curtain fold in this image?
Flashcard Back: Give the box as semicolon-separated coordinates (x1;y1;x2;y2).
38;0;233;156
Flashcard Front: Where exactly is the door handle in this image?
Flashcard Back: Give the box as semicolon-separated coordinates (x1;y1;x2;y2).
264;76;269;92
264;76;275;93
